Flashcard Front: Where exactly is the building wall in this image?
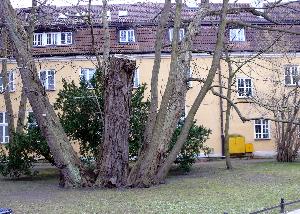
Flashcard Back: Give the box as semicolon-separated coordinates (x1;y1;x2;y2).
0;53;299;157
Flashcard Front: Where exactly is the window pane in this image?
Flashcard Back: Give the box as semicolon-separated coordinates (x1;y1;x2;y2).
0;76;3;92
0;127;3;143
47;70;55;90
40;71;47;87
179;29;185;41
61;33;66;44
4;112;7;123
0;113;3;123
120;30;127;42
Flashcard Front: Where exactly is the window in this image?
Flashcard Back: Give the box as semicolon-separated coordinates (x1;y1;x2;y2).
284;65;299;86
0;112;9;144
254;119;270;139
39;70;55;91
33;32;73;46
107;11;112;21
61;32;73;45
0;71;15;93
119;30;135;43
80;68;96;89
33;33;43;46
28;111;38;129
46;33;58;45
237;77;253;98
133;69;140;88
118;10;128;17
229;28;246;42
169;28;185;42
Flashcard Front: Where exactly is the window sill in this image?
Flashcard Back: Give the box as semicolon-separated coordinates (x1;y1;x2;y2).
284;84;298;87
237;96;253;99
119;42;136;44
254;138;271;141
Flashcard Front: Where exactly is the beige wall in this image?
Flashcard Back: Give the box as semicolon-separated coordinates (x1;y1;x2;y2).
0;54;299;157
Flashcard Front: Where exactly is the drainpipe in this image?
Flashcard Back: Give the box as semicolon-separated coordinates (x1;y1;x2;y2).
218;65;225;157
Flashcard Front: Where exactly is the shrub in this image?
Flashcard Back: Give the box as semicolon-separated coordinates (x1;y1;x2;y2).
0;128;53;178
169;120;211;172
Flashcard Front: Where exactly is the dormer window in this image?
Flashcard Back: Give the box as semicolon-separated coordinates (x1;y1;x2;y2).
46;33;58;45
61;32;73;45
118;10;128;17
229;28;246;42
169;28;185;42
33;33;43;46
33;32;73;46
119;29;135;43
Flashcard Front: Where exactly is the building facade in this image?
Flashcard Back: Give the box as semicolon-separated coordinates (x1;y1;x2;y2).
0;2;299;157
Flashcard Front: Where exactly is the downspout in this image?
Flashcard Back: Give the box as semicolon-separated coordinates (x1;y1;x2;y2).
218;64;225;157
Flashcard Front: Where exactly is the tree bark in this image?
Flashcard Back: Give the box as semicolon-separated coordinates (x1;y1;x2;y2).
142;0;171;155
96;57;135;187
223;49;233;170
128;0;185;187
16;0;37;134
15;88;27;134
156;0;229;181
0;0;94;187
1;28;15;143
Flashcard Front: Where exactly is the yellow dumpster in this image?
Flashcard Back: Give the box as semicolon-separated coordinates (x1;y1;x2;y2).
245;143;254;153
229;135;245;154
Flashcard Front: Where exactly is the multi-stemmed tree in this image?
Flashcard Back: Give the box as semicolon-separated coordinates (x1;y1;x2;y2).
0;0;299;188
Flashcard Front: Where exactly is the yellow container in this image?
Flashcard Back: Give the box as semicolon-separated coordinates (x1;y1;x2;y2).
229;135;246;154
245;143;254;153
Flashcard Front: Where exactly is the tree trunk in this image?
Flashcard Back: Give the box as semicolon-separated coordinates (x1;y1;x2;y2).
142;0;171;153
15;88;27;133
1;28;15;143
156;0;229;182
0;0;94;187
224;49;233;170
128;0;185;187
96;57;135;187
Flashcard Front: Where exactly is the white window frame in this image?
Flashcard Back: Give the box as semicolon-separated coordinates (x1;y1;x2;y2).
118;10;128;17
33;32;73;46
80;68;96;89
0;71;15;93
60;32;73;45
119;29;135;43
0;112;9;144
133;69;140;88
284;65;299;86
237;77;253;98
33;33;43;46
254;119;271;140
229;28;246;42
46;32;58;45
169;28;185;42
39;70;56;91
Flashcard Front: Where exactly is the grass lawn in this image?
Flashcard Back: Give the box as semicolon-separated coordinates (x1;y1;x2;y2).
0;159;300;214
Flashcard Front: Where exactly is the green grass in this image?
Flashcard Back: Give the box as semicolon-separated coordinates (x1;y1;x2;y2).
1;159;300;214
